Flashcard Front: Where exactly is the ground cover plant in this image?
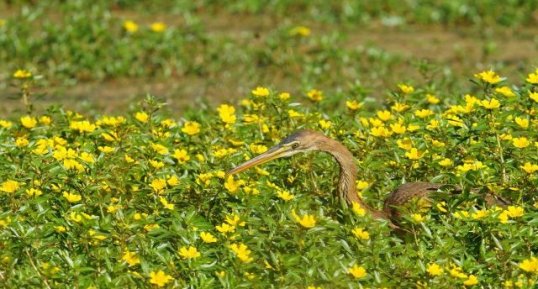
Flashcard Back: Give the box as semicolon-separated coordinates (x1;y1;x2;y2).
1;68;538;288
1;1;538;288
1;0;537;112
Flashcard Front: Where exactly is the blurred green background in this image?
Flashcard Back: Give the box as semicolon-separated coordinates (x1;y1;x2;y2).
1;0;537;113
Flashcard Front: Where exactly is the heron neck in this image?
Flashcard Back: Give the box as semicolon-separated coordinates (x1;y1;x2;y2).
319;138;387;220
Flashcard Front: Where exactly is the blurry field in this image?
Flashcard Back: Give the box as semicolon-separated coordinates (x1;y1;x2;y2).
1;1;537;113
1;1;538;288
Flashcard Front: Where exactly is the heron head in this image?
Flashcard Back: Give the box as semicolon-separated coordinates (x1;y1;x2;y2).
226;130;325;176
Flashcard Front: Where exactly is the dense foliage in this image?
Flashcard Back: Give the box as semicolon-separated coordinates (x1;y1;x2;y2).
1;69;537;288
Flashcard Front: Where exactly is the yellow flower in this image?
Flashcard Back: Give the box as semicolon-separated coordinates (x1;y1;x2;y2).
251;86;270;97
288;109;304;118
411;213;425;223
26;188;43;197
436;201;448;213
370;126;392;138
306;89;323;102
149;160;164;169
279;92;290;101
228;243;253;263
55;226;66;233
514;117;529;129
15;137;29;147
289;26;311;37
167;175;180;186
200;232;217;243
438;158;453;167
390;122;407;134
377;110;392;121
79;152;95;163
217;104;236;125
249;144;268;154
63;191;82;203
98;146;114;153
151;143;169;155
520;162;538;174
498;211;509;224
225;213;246;227
426;94;440;104
519;257;538;273
159;197;174;210
150;178;167;192
97;116;126;127
426;263;444;276
178;246;201;259
276;190;294;201
144;223;160;231
124;154;135;163
407;124;420;131
122;251;140;266
471;209;488;220
391;102;409;112
39;116;51;125
369;118;383;127
396;138;413;150
182;121;201;135
348;264;367;279
351;227;370;240
495;86;515;97
13;69;32;79
530;91;538;102
512;137;530;148
449;265;468;279
148;270;173;287
352;202;366;216
107;204;121;213
463;275;479;286
0;120;13;128
20;115;37;128
173;149;190;163
216;222;235;234
1;180;20;193
356;180;369;191
526;70;538;84
123;20;138;33
224;176;245;193
135;111;149;123
405;148;423;160
70;120;96;133
150;22;166;32
292;210;316;228
318;119;332;130
398;83;414;94
474;70;502;84
415;109;434;118
506;206;524;218
480;98;501;109
346;100;363;111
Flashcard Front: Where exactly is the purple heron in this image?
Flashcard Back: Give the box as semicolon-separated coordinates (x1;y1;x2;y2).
227;130;507;226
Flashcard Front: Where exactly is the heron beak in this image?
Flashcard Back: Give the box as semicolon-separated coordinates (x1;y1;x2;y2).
226;145;290;176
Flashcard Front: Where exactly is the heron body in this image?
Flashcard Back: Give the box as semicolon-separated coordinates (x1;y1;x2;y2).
226;130;505;227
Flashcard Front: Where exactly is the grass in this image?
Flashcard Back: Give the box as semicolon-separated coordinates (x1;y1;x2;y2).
1;1;538;288
1;1;537;112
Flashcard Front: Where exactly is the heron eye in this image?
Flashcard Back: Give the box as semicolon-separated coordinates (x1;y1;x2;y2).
291;143;299;149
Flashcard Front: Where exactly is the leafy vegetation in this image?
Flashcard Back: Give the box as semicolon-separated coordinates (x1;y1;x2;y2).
2;68;538;288
1;1;538;288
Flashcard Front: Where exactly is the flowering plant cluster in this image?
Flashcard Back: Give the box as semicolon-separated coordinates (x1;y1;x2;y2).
1;69;537;288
